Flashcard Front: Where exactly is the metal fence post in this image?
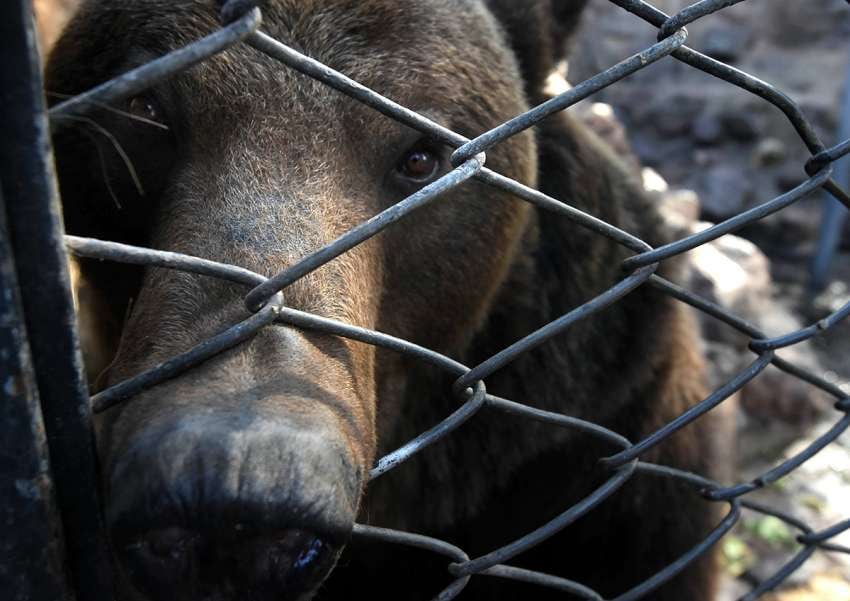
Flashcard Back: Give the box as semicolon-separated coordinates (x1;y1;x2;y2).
0;187;73;601
0;0;114;599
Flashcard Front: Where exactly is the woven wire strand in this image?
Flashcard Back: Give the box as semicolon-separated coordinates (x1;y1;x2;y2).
53;1;850;599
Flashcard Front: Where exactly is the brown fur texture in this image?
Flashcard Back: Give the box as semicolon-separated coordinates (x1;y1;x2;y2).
34;0;80;58
47;1;726;599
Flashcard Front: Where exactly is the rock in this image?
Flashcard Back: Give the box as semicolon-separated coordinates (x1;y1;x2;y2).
716;576;751;601
697;165;755;220
652;94;705;137
720;109;760;142
694;149;717;167
694;113;724;146
688;228;831;424
641;167;669;193
690;228;770;327
655;187;700;237
754;138;788;166
574;101;644;175
775;165;807;193
813;278;850;315
740;363;832;425
701;26;753;63
743;550;818;591
757;0;850;47
659;188;700;222
630;135;694;170
761;575;850;601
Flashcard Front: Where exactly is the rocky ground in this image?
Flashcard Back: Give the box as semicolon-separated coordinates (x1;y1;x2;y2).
33;0;76;56
572;1;850;599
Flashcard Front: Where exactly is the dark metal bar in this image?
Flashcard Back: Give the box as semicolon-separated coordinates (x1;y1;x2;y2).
649;275;765;338
658;0;749;40
0;1;114;598
370;382;487;479
66;235;265;288
478;565;603;600
485;395;633;449
770;357;848;400
798;519;850;545
351;524;471;601
351;524;469;563
0;188;73;600
740;500;813;534
812;137;850;167
276;307;469;376
475;169;653;253
748;299;850;352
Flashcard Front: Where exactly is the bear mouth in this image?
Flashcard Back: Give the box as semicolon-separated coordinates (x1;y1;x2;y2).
117;527;340;601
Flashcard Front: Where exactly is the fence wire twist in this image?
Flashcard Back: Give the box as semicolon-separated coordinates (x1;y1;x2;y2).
47;0;850;599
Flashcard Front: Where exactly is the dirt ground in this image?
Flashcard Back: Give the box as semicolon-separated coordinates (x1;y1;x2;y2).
573;2;850;599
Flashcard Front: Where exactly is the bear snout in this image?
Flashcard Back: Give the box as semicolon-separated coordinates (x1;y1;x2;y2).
105;415;359;600
119;527;336;601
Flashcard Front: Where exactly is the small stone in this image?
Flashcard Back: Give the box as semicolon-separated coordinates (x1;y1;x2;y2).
689;230;767;311
693;114;723;146
740;369;831;425
653;94;705;137
743;550;817;589
698;166;755;220
641;167;668;193
775;165;806;192
667;188;700;218
694;149;716;167
720;110;759;142
753;137;787;166
701;26;752;63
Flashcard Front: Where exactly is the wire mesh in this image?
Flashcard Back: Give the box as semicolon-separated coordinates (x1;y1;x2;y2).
42;0;850;599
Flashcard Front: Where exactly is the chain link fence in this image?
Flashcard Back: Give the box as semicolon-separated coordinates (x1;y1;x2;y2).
11;0;850;599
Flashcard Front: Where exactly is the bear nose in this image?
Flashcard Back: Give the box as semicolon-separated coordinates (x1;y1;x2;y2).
118;527;337;601
104;414;361;600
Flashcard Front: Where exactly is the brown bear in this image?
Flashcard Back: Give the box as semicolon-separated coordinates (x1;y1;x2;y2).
47;1;728;599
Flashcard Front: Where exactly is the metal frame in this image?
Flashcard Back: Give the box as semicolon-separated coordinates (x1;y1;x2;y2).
0;1;112;599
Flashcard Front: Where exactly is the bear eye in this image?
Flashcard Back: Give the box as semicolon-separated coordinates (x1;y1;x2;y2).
126;94;167;128
397;147;440;182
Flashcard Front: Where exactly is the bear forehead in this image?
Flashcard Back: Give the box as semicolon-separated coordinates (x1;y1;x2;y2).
80;0;525;129
89;0;509;76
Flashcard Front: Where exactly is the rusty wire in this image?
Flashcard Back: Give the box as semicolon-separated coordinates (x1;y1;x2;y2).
49;0;850;599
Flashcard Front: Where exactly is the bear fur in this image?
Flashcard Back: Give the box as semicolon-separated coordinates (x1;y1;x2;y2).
47;1;728;599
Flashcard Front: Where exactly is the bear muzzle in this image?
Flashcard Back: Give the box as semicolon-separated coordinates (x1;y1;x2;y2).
104;413;362;601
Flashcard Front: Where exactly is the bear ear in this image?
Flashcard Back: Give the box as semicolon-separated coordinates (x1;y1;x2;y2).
485;0;589;99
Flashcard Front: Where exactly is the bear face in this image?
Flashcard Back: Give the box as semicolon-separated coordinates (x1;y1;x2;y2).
47;1;723;600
